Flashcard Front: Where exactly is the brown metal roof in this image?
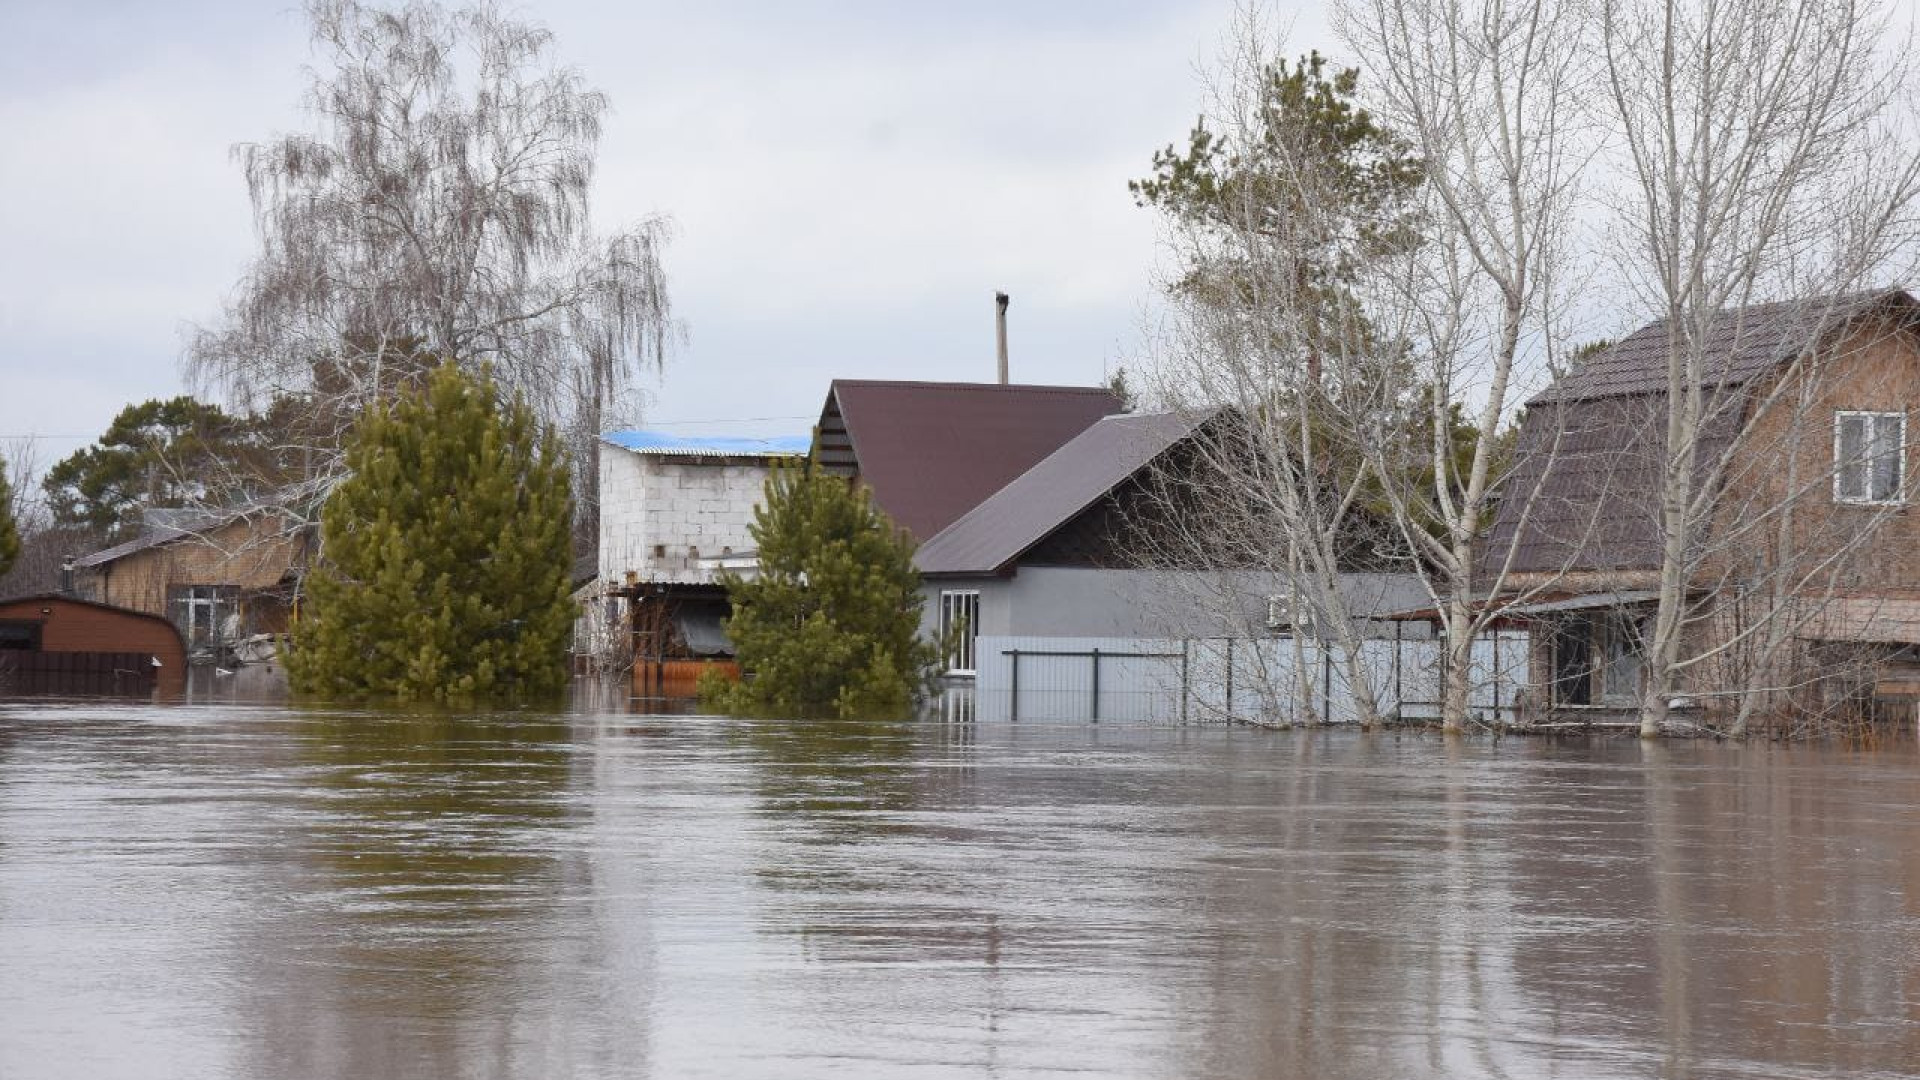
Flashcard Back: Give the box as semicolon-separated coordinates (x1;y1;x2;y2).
819;379;1125;541
914;409;1212;576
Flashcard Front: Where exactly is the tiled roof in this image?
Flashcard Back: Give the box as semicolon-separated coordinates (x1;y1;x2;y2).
914;409;1212;576
1532;290;1914;403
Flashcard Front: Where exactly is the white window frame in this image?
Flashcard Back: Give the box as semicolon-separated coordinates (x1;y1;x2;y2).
940;590;981;676
1834;410;1907;505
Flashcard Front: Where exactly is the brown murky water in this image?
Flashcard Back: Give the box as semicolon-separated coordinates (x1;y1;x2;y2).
0;702;1917;1079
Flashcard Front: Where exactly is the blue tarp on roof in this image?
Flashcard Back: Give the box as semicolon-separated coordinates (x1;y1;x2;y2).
601;430;810;456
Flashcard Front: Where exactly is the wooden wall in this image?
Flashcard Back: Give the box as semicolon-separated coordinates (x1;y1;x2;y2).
84;518;308;625
0;595;188;697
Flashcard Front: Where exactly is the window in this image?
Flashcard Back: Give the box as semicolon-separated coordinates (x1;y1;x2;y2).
1835;411;1906;504
0;619;43;651
940;590;981;675
168;585;239;649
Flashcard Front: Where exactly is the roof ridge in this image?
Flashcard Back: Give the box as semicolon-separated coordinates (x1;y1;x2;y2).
830;378;1118;395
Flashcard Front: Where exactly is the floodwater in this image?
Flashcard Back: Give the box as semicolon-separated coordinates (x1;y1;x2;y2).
1;704;1917;1080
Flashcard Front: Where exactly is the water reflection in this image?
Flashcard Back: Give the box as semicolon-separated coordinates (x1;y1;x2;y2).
228;711;627;1079
1;705;1918;1079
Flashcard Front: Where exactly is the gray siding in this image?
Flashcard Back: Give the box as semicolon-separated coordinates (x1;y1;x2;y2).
920;567;1432;655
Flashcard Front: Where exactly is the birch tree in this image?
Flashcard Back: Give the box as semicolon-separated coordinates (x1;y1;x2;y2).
189;0;672;533
1599;0;1920;735
1335;0;1595;731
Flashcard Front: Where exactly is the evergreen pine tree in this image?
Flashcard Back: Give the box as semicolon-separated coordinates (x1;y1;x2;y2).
0;459;19;580
287;362;574;702
706;463;937;719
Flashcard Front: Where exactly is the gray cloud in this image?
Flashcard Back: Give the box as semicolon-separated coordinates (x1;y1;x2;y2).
0;0;1338;466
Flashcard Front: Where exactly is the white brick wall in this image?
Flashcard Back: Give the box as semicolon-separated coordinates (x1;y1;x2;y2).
599;449;779;585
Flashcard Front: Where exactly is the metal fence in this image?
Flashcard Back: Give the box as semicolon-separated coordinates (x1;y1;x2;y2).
964;631;1531;726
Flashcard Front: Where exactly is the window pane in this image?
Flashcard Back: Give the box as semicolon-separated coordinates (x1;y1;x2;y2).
939;591;980;674
1870;414;1904;501
1838;414;1867;501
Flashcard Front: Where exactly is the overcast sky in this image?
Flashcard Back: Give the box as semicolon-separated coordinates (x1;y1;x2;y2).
0;0;1346;470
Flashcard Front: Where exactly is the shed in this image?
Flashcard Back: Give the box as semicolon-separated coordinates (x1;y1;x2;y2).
0;594;188;698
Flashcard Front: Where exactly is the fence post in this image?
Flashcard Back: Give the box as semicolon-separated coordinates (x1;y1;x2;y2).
1493;631;1503;726
1009;649;1020;723
1323;644;1333;723
1180;639;1190;724
1090;647;1102;722
1393;620;1403;721
1225;638;1235;719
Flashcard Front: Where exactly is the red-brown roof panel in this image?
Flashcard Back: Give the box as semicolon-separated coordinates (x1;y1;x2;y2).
821;380;1125;541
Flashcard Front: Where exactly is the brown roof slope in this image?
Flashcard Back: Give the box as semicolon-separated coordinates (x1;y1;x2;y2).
914;409;1212;576
821;380;1125;541
1532;290;1911;404
1489;289;1918;575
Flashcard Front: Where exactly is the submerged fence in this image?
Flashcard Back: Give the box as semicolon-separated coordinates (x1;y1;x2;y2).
959;631;1531;726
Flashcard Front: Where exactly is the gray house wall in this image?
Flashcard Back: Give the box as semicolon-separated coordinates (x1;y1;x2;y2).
919;567;1430;656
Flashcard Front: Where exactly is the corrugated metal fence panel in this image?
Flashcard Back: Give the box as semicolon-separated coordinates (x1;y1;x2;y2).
973;632;1531;725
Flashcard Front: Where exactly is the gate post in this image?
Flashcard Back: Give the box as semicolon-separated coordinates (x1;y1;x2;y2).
1180;639;1190;724
1090;647;1102;722
1008;649;1021;723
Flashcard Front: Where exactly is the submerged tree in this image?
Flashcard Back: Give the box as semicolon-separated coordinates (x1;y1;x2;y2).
705;464;937;720
189;0;672;534
287;362;574;701
0;458;19;580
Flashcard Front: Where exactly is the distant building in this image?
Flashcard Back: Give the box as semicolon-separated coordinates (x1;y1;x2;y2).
597;430;811;587
71;508;312;659
591;430;808;691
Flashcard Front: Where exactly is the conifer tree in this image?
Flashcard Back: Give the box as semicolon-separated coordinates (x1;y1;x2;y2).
706;463;937;719
0;459;19;580
287;362;574;701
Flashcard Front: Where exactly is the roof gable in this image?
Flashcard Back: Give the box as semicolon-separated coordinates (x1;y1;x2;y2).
1490;289;1920;575
914;409;1211;576
817;380;1125;541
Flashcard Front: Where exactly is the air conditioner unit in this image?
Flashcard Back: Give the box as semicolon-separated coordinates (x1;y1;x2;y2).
1267;593;1316;636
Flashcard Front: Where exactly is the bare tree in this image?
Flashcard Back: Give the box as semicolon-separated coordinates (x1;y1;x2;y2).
1333;0;1596;732
188;0;673;529
1598;0;1920;735
1133;11;1427;728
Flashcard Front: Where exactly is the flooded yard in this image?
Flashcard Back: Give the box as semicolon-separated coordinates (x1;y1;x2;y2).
0;702;1916;1079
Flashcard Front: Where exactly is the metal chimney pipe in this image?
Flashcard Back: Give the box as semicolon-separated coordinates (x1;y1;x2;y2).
995;292;1010;384
60;556;75;596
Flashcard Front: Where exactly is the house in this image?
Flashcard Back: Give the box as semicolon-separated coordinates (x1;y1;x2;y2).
813;379;1127;541
913;408;1429;676
0;594;188;698
71;507;312;659
1484;289;1920;723
592;430;809;692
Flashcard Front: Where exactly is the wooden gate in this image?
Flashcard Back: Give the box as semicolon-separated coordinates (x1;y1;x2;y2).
0;652;161;697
